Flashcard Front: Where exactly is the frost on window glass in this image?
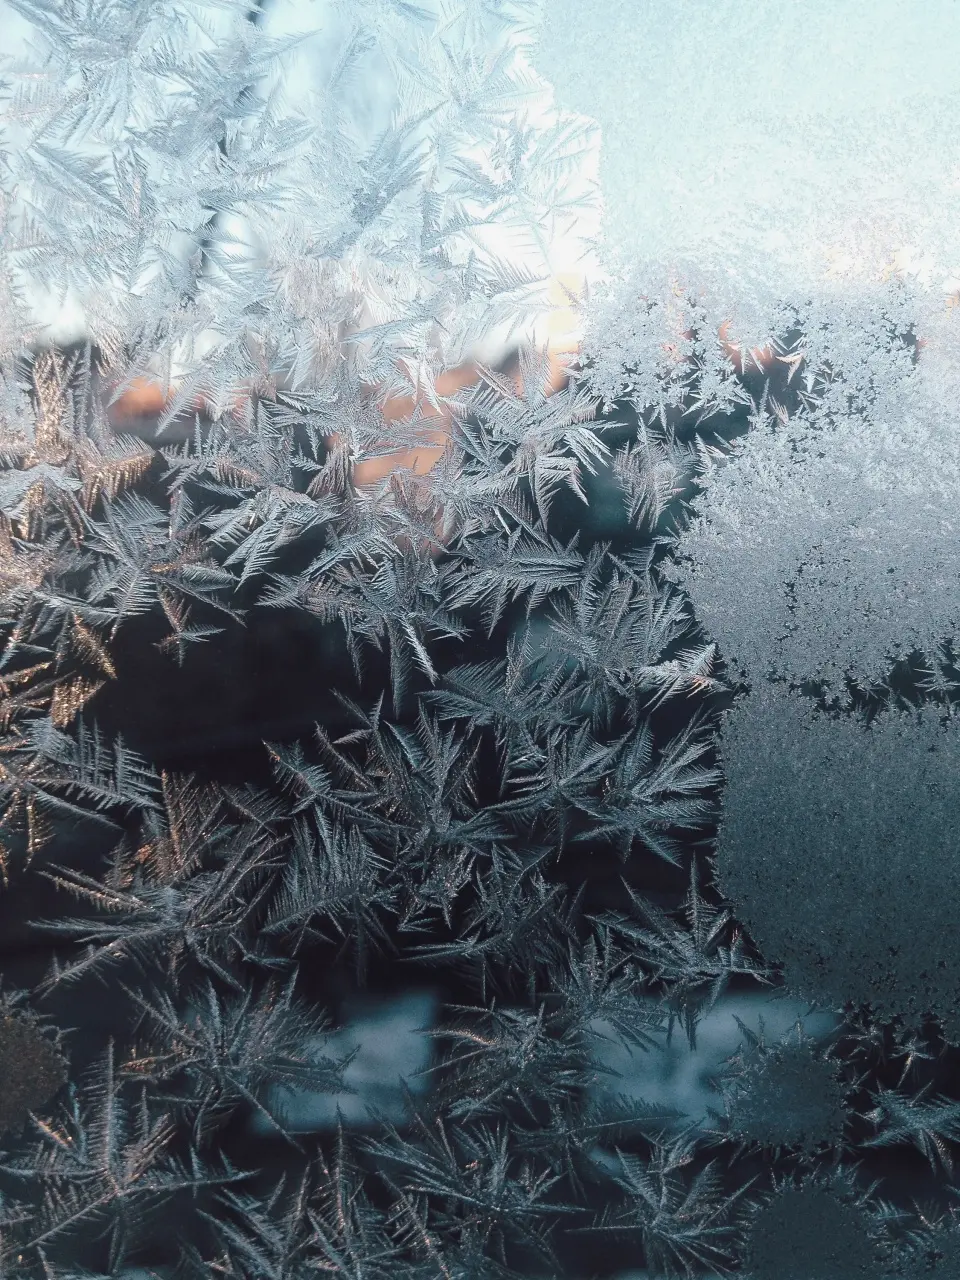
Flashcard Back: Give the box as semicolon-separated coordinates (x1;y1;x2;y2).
4;2;960;1277
539;0;960;1013
538;0;960;698
716;685;960;1037
2;0;599;417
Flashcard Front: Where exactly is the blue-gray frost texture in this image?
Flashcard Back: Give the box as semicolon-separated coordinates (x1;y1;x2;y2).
0;1;959;1277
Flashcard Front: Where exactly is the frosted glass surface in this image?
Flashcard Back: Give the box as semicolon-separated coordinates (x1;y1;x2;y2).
536;0;960;298
537;0;960;696
2;3;960;1277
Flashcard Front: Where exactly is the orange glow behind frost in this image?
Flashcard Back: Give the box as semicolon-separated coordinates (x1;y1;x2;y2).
106;274;783;490
106;274;590;485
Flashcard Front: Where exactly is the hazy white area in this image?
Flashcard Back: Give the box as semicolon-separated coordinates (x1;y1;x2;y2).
251;988;832;1134
534;0;960;305
590;990;837;1130
251;989;437;1132
1;0;600;369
